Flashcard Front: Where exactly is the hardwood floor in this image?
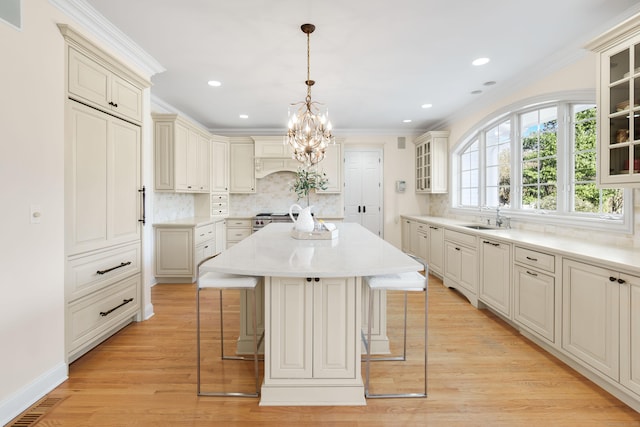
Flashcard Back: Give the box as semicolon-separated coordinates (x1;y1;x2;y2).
23;275;640;426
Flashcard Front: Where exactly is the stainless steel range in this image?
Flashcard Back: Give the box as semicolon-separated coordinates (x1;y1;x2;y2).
252;213;295;232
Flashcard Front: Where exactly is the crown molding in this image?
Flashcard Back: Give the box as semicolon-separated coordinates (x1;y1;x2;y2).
49;0;164;78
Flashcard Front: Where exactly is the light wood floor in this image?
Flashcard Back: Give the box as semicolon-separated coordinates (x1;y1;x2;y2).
27;275;640;426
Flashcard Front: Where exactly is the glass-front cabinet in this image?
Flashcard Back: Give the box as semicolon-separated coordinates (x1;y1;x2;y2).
414;131;449;193
588;15;640;187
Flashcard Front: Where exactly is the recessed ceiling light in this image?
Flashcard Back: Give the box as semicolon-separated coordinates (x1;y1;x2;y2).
472;57;490;66
207;80;222;87
239;114;249;119
403;119;412;123
471;90;483;95
483;81;496;86
421;104;433;109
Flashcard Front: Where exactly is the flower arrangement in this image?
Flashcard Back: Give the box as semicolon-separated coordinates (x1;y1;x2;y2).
290;167;328;206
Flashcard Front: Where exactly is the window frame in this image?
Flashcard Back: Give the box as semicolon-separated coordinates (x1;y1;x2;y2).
450;91;633;234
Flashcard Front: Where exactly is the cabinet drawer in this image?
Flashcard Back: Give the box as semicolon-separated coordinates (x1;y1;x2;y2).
211;194;228;202
66;243;140;302
515;246;555;273
226;228;251;241
227;218;252;228
416;222;428;233
194;223;215;245
195;241;216;266
444;229;477;247
67;275;140;355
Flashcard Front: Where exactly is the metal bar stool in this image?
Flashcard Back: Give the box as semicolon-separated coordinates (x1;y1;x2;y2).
196;255;263;397
362;255;428;398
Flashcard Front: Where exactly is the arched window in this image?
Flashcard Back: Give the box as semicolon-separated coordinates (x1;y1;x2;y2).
451;92;632;233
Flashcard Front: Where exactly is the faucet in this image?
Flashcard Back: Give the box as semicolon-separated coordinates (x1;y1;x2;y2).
495;206;503;228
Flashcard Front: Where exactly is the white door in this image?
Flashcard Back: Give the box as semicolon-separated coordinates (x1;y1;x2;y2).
344;149;383;236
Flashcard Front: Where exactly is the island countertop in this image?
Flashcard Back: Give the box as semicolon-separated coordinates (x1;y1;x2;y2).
200;222;421;278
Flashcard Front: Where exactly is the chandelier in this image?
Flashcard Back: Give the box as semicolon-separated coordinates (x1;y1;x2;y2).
286;23;334;166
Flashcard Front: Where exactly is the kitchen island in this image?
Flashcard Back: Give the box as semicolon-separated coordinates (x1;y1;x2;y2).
200;222;422;406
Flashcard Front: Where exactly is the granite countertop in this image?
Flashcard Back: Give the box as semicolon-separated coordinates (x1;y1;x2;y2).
200;222;422;278
402;214;640;275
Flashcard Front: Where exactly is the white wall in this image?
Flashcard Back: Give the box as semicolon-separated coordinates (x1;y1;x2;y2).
0;0;67;421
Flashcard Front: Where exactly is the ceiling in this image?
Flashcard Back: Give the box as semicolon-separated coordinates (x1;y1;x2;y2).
84;0;640;136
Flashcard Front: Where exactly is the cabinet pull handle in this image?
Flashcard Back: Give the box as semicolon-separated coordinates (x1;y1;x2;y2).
96;261;131;275
138;186;146;225
526;256;538;261
482;240;499;247
455;247;461;251
358;206;361;213
314;277;320;282
430;226;438;230
618;278;626;284
363;206;366;213
526;270;538;277
609;276;617;282
100;298;133;317
306;277;312;282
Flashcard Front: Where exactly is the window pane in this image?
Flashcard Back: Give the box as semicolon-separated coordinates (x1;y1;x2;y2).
522;160;539;185
574;151;596;181
522;186;539;209
540;184;557;210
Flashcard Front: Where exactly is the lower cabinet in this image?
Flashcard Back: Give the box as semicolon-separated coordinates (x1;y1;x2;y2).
562;259;620;380
154;220;220;282
621;274;640;395
267;276;357;380
513;264;555;343
226;218;252;248
444;229;478;305
427;224;444;276
479;238;512;318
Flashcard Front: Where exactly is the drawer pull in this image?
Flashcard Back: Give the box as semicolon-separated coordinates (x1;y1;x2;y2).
483;240;499;247
526;256;538;261
526;270;538;277
100;298;134;317
430;226;438;230
96;261;131;275
618;278;626;284
455;247;461;251
609;276;617;282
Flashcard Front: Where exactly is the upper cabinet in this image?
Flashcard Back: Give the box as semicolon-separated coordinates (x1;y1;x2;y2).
316;142;343;193
153;113;211;193
230;139;256;193
414;131;449;193
587;14;640;187
211;135;230;193
67;46;143;124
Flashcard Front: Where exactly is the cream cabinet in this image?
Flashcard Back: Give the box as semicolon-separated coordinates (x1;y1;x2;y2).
621;273;640;395
153;113;211;193
562;259;620;380
265;276;358;380
414;131;449;193
427;224;444;276
211;135;230;192
479;238;512;318
513;246;556;343
154;220;218;282
67;46;143;124
61;24;147;362
226;218;252;248
401;218;411;253
400;218;432;270
587;15;640;187
444;229;478;305
316;142;343;193
209;193;229;217
230;141;256;193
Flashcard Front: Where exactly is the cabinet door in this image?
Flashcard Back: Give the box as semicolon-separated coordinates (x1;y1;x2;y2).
562;259;619;380
197;134;210;192
480;240;511;317
459;246;478;295
186;130;199;191
211;137;229;192
313;277;356;379
621;272;640;395
409;221;422;256
428;225;444;275
417;231;429;264
444;241;462;283
154;121;174;190
269;277;313;379
110;74;143;122
401;219;411;253
174;123;190;191
68;47;111;112
154;228;193;276
214;220;226;255
230;142;256;193
110;118;141;244
514;265;554;343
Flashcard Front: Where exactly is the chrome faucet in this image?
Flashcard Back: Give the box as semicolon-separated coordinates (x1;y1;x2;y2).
495;206;504;228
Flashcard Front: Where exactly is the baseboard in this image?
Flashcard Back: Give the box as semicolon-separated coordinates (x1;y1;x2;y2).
0;362;68;426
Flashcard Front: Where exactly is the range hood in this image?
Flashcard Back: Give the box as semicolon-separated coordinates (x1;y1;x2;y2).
253;136;300;179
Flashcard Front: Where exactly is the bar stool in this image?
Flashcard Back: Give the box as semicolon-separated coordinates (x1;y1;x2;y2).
196;255;263;397
362;255;428;398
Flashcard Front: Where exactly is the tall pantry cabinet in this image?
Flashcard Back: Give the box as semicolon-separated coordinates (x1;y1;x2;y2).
60;25;149;362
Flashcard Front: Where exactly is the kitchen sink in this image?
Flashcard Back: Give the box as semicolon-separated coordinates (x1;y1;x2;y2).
461;224;498;230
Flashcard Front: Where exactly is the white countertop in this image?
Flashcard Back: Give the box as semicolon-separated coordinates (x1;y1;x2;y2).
403;215;640;275
201;222;422;278
152;216;217;228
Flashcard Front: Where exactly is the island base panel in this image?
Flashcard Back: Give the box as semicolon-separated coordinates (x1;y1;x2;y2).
259;385;366;406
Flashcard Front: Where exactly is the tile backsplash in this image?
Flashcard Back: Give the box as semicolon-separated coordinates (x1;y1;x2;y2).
153;171;343;223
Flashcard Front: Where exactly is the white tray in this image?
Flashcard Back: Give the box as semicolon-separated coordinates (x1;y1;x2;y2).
290;228;339;240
